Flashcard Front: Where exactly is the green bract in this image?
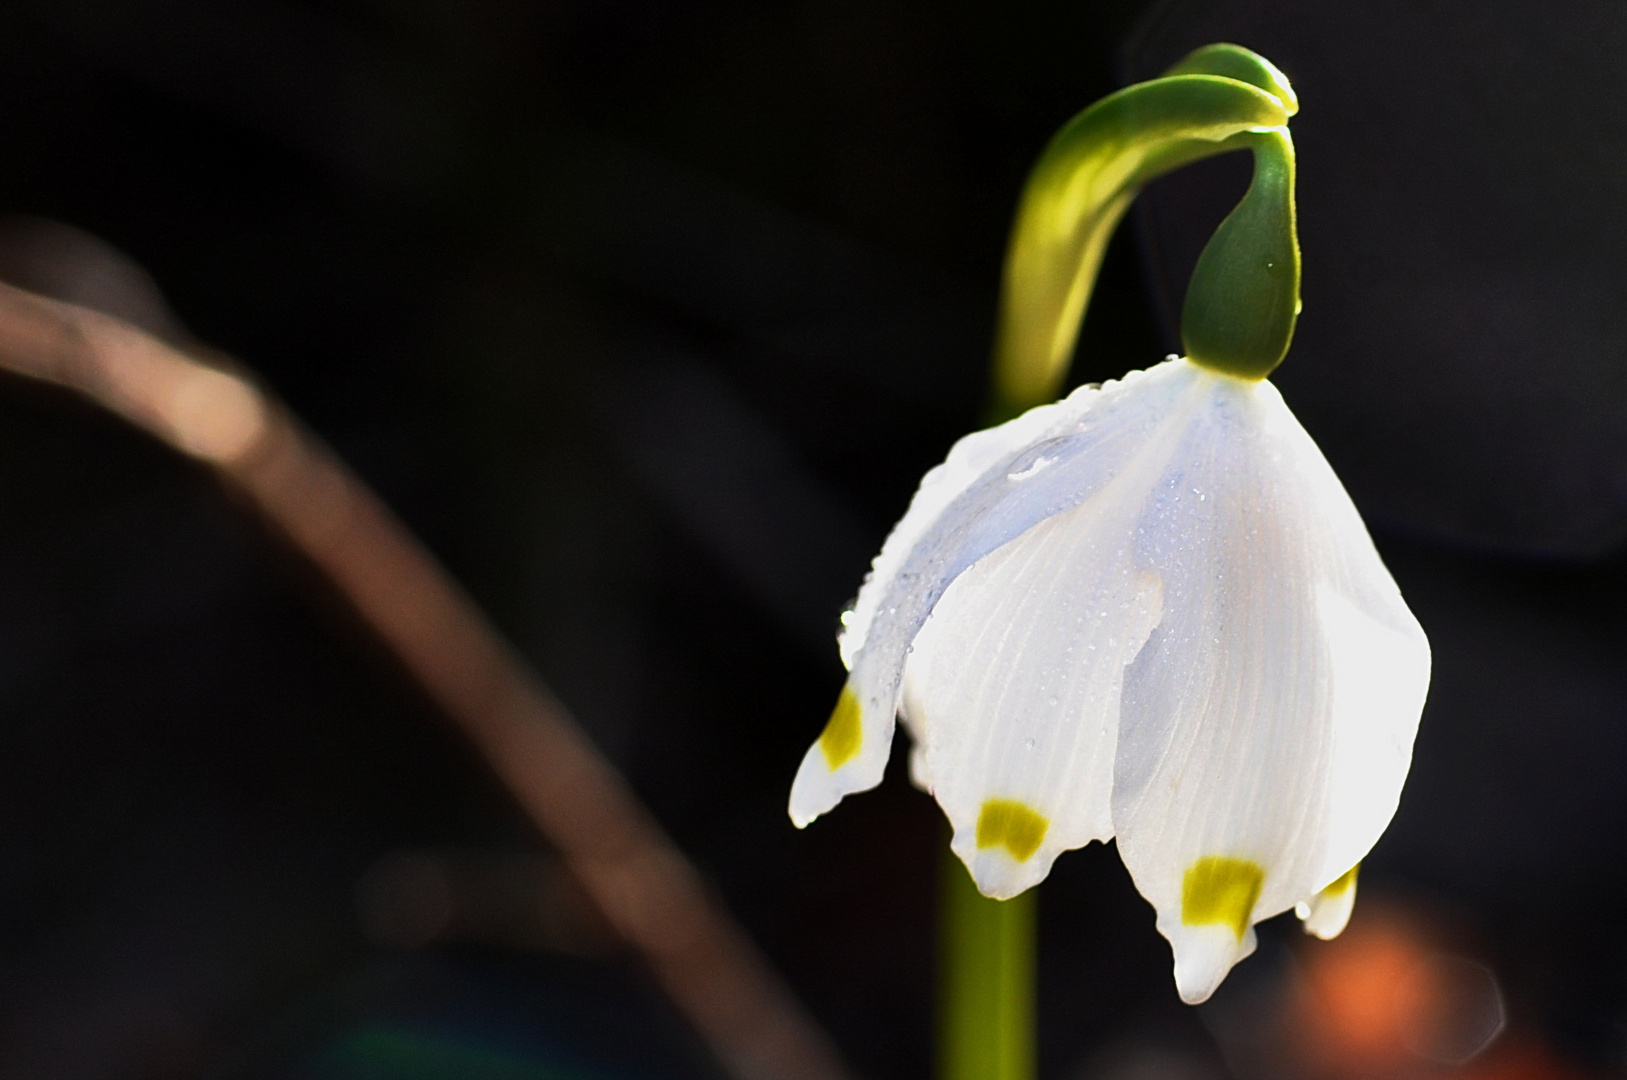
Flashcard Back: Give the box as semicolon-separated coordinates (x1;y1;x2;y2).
991;44;1301;415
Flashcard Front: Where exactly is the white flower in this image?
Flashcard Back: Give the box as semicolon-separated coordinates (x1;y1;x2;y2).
789;356;1430;1004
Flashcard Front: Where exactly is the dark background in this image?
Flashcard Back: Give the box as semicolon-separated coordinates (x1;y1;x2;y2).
0;1;1621;1078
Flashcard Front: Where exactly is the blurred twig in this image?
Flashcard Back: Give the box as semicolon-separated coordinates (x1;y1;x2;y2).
0;279;853;1080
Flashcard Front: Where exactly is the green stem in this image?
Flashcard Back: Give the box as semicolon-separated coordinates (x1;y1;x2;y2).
939;848;1036;1080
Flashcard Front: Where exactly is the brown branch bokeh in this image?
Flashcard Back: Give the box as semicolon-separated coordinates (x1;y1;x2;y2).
0;279;852;1080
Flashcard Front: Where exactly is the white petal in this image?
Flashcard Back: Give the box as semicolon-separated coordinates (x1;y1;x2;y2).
1110;368;1429;1002
1296;864;1358;940
1171;923;1258;1006
791;358;1204;827
902;489;1164;897
906;739;933;793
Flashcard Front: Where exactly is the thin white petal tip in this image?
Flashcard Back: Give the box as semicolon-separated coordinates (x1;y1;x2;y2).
1296;868;1359;940
787;744;845;828
787;754;833;829
788;686;881;828
950;799;1057;900
1169;924;1258;1005
956;847;1046;901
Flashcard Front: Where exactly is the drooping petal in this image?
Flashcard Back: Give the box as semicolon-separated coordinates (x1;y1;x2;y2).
900;487;1163;897
1296;863;1358;940
1110;367;1429;1004
791;359;1206;828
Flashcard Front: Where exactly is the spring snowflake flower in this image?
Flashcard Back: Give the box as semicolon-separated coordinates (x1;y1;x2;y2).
789;355;1429;1004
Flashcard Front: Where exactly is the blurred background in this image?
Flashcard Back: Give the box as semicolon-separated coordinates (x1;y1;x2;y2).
0;0;1621;1077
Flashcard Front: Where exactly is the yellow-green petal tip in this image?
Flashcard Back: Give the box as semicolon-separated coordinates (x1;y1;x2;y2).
1181;856;1265;941
1321;863;1358;898
818;686;862;769
975;799;1049;863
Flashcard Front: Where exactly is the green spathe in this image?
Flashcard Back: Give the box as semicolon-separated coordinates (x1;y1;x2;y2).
1183;128;1300;379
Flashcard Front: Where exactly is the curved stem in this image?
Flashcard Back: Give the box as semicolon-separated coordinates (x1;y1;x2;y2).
990;72;1290;418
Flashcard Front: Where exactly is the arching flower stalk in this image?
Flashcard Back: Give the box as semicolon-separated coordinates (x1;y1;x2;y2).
788;45;1430;1006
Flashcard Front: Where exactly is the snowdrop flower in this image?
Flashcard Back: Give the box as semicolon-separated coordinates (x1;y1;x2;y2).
787;43;1430;1005
789;355;1429;1003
